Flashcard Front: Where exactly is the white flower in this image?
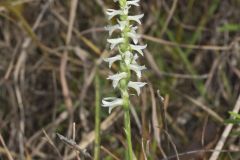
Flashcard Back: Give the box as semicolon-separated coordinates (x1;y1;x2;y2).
107;38;124;50
105;24;120;36
129;64;146;78
126;0;140;7
113;0;140;7
106;9;122;20
123;52;140;66
130;44;147;56
106;7;130;20
128;81;147;95
127;30;140;44
107;72;128;88
104;55;122;68
102;97;123;113
127;14;144;24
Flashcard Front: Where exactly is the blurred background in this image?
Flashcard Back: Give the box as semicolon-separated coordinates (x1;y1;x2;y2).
0;0;240;159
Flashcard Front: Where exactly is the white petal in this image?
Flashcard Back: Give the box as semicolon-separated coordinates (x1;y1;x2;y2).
128;81;147;95
104;55;122;68
130;44;147;56
107;38;124;50
129;64;146;78
106;9;122;20
107;72;127;88
105;24;120;36
123;52;139;66
126;0;140;6
127;31;140;44
127;14;144;24
102;97;123;113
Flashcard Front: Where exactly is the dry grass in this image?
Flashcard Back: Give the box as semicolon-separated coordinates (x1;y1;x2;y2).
0;0;240;159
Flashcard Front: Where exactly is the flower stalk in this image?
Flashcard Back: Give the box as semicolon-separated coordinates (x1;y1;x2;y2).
103;0;147;159
94;72;100;160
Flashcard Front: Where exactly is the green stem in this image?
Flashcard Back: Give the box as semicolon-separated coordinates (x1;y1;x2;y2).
119;0;133;159
94;72;100;160
123;102;133;160
121;88;133;159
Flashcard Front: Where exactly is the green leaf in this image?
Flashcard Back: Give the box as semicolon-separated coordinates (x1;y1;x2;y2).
224;119;240;125
218;23;240;32
229;112;240;119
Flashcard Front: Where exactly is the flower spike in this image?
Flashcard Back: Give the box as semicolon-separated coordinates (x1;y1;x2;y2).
103;1;147;158
104;1;147;118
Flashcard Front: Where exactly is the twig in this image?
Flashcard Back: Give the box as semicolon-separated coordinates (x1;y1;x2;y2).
160;0;178;36
42;129;62;159
144;47;208;79
209;94;240;160
184;94;224;123
149;85;167;158
12;2;51;159
0;133;14;160
100;146;121;160
141;138;148;160
67;108;124;160
56;133;93;159
161;149;239;160
163;130;180;160
60;0;78;158
142;34;232;51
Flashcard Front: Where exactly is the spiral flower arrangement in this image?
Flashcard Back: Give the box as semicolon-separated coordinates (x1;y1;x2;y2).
102;0;146;158
102;0;147;112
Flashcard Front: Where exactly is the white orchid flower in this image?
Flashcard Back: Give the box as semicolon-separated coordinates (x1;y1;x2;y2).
107;72;128;88
127;30;140;44
130;44;147;56
128;81;147;95
106;6;130;20
105;24;120;36
129;64;146;78
104;55;122;68
113;0;140;6
126;0;140;6
127;14;144;24
107;38;124;50
102;97;123;113
106;9;122;20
